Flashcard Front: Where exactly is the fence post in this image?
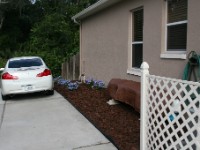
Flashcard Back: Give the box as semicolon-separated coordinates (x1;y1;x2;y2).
73;55;76;80
140;62;149;150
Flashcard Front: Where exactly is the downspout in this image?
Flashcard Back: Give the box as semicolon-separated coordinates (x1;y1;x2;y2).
73;18;83;79
73;18;80;25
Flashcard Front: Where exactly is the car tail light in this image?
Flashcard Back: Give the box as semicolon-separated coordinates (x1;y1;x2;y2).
37;69;51;77
2;72;18;80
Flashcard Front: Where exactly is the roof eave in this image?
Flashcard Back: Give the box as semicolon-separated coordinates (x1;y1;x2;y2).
72;0;121;21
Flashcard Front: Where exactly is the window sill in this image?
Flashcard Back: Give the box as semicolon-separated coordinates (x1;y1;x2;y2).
160;52;187;59
127;68;141;76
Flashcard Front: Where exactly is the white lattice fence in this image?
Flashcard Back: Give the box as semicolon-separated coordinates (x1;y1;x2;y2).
140;62;200;150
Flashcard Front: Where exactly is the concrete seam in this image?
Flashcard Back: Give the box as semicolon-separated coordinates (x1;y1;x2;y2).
6;96;63;103
0;102;6;131
72;142;111;149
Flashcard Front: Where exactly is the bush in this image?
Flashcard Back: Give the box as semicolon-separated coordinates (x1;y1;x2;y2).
67;82;79;90
85;78;105;89
0;57;7;68
55;77;105;91
57;79;71;86
93;80;105;89
56;77;79;91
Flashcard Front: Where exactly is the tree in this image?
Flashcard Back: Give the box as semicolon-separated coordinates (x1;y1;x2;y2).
29;12;73;57
0;0;8;29
0;0;99;75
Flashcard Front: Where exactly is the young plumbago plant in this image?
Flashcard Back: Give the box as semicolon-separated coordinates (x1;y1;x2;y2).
67;82;79;90
53;76;62;82
93;80;105;89
58;79;71;86
85;78;105;89
85;78;93;86
55;77;105;90
56;77;79;90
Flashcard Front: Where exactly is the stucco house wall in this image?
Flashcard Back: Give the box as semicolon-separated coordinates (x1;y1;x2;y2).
76;0;200;84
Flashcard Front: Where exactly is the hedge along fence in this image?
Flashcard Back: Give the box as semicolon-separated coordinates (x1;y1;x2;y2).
140;62;200;150
61;53;80;80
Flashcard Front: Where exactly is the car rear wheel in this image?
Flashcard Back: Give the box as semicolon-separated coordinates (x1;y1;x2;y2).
2;94;10;101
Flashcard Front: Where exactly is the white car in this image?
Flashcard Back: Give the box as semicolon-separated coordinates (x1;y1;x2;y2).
0;56;54;100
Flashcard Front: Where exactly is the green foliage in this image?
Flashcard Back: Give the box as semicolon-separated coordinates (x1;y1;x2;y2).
13;50;63;77
0;57;7;68
0;0;99;76
29;13;73;58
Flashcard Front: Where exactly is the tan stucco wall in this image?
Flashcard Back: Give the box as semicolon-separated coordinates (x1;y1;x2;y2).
80;0;200;84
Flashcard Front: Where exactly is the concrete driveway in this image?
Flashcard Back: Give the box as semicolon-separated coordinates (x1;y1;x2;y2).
0;91;117;150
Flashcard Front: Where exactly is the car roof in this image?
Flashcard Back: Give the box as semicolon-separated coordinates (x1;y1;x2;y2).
9;56;42;61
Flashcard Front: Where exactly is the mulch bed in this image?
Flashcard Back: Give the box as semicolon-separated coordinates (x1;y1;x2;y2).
54;83;140;150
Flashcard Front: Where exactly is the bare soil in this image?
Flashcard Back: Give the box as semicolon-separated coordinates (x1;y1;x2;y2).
54;83;140;150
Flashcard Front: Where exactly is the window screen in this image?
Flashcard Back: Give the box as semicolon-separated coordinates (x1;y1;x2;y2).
167;0;187;51
133;9;143;42
132;44;143;68
132;8;143;68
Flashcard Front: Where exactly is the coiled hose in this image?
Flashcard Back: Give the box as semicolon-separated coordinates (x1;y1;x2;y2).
182;51;200;82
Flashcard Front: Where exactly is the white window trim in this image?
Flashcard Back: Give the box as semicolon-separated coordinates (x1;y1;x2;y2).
161;1;187;59
160;51;187;59
127;8;143;76
167;20;188;26
132;41;143;44
127;68;141;76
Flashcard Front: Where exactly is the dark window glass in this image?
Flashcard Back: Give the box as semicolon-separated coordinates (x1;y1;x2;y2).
133;9;143;42
132;44;143;68
167;0;187;51
132;8;143;68
167;23;187;50
168;0;187;23
8;58;43;68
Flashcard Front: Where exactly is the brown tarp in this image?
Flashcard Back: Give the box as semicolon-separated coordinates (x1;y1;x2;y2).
107;79;141;113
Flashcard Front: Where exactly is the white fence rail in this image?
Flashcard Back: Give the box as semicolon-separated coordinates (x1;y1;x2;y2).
140;62;200;150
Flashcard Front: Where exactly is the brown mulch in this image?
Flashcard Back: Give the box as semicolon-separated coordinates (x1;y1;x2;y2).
54;83;140;150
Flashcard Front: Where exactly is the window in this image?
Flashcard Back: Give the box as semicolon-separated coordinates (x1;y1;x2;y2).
166;0;188;51
9;58;43;68
132;8;143;68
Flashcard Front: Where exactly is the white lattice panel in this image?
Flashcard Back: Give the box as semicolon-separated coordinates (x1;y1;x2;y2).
145;75;200;150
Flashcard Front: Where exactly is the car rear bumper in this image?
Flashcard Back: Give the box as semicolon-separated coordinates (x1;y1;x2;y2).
1;76;54;95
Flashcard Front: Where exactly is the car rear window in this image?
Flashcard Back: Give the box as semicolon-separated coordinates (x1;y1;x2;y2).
8;58;43;68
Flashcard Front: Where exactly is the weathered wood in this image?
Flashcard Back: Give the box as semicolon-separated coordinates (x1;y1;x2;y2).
61;53;80;80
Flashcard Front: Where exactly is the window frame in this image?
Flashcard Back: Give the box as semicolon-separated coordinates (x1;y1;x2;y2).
161;0;188;59
127;7;143;76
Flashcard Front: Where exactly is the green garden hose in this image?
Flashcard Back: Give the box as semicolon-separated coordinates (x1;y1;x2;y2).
182;51;200;82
